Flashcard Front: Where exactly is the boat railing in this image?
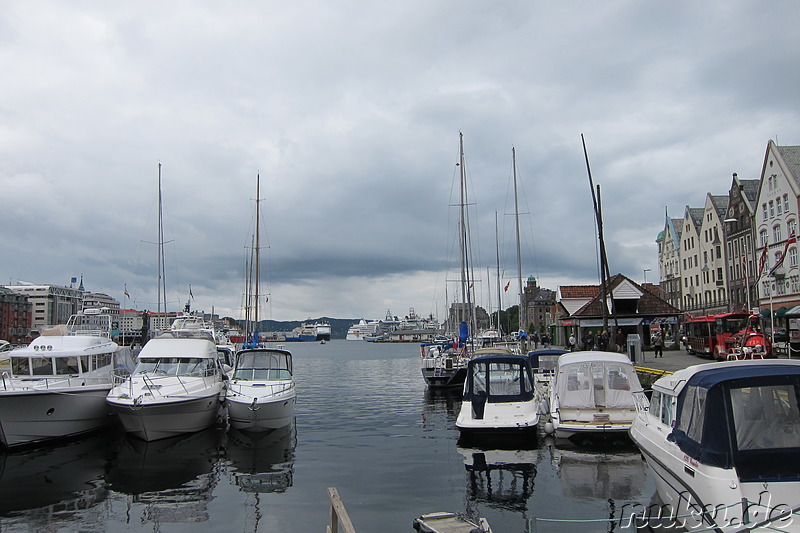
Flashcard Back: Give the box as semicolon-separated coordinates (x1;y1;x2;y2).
1;373;110;391
231;381;294;397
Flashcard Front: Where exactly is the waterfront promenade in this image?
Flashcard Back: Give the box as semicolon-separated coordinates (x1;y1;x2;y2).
636;344;795;374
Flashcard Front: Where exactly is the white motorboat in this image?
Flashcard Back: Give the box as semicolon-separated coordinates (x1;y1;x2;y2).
547;351;642;442
629;359;800;532
106;332;226;442
226;347;295;432
0;308;134;448
456;351;541;436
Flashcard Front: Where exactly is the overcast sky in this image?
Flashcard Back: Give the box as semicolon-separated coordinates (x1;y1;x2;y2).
2;1;799;322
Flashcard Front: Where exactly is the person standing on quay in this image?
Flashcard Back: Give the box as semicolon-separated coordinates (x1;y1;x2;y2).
653;331;664;358
615;329;626;353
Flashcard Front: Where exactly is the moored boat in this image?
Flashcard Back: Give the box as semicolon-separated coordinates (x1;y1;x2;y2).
629;359;800;532
0;308;134;448
105;332;226;442
547;351;642;442
226;347;295;432
456;351;540;437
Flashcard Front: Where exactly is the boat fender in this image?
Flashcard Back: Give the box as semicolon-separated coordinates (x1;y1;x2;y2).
538;400;549;415
543;421;555;435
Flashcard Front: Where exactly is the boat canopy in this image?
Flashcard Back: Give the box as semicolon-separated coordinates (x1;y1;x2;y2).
234;348;292;380
670;364;800;481
553;353;641;409
462;355;535;403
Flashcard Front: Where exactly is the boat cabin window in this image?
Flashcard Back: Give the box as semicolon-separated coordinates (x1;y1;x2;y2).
650;391;661;420
661;395;674;426
470;361;532;397
676;385;708;443
234;352;292;381
31;357;53;376
135;357;216;377
11;357;30;376
606;364;631;391
566;364;591;391
92;353;111;372
55;356;80;375
730;384;800;450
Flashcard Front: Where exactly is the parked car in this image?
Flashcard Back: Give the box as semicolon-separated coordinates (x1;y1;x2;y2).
769;327;788;342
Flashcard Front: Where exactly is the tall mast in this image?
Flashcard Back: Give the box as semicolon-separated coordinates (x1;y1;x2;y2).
495;211;501;332
457;132;477;342
157;162;166;316
254;173;261;336
512;147;525;334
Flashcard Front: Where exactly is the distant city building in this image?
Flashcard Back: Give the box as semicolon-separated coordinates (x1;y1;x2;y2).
4;284;84;333
0;286;32;343
523;276;556;334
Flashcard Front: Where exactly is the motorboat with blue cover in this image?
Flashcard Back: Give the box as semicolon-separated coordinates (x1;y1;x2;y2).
456;352;540;435
629;359;800;532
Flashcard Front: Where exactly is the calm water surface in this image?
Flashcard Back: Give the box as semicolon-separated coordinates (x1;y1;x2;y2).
0;341;663;532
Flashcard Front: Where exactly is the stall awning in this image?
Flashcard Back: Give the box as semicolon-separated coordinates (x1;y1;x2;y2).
578;318;643;327
784;305;800;318
776;307;790;318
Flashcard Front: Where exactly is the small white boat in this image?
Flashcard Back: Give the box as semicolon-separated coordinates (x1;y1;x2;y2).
630;359;800;532
106;332;226;441
456;351;540;436
0;308;134;448
226;347;296;432
413;512;492;533
547;351;642;442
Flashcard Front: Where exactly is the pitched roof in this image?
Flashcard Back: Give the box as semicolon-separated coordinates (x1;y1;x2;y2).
777;145;800;186
559;285;599;299
570;274;682;317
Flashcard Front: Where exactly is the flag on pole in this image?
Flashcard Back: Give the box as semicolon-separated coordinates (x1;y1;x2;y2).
124;284;130;298
768;231;796;276
758;245;768;277
189;284;194;299
741;254;748;279
503;281;511;292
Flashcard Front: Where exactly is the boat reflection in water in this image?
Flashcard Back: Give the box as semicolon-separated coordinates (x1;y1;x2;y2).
105;426;225;525
547;439;647;500
0;433;111;527
225;422;296;494
456;442;538;517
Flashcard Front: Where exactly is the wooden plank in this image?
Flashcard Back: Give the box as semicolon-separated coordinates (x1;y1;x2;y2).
328;487;357;533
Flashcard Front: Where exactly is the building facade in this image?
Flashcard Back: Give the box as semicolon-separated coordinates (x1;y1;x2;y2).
3;284;84;333
0;287;32;343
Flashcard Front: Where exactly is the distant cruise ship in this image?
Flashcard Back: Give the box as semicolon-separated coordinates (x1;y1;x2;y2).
346;319;379;341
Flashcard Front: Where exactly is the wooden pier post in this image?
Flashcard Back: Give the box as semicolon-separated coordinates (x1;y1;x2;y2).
327;487;357;533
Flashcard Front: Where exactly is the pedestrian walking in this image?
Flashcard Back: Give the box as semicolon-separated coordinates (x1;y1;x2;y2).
653;331;664;358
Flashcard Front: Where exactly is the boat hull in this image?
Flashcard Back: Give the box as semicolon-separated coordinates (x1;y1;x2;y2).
0;386;114;448
107;392;223;442
227;389;296;432
421;366;467;388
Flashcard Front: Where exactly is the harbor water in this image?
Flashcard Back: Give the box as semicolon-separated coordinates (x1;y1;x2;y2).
0;340;666;532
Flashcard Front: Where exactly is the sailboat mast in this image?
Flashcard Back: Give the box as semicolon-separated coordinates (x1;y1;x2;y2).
157;162;166;316
254;173;261;336
512;147;525;334
458;133;468;325
495;211;502;332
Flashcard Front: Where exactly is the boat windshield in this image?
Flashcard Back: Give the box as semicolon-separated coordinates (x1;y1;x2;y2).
233;351;292;381
469;360;533;399
134;357;216;377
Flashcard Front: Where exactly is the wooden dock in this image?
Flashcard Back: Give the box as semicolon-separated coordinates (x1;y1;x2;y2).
327;487;357;533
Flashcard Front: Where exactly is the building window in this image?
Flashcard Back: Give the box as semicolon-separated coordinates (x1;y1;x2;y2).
770;201;775;217
763;203;768;219
760;230;768;247
777;198;783;215
791;248;798;267
785;194;790;213
774;225;782;243
790;219;797;238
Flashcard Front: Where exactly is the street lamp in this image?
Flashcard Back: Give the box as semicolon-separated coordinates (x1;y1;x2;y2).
643;269;651;284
